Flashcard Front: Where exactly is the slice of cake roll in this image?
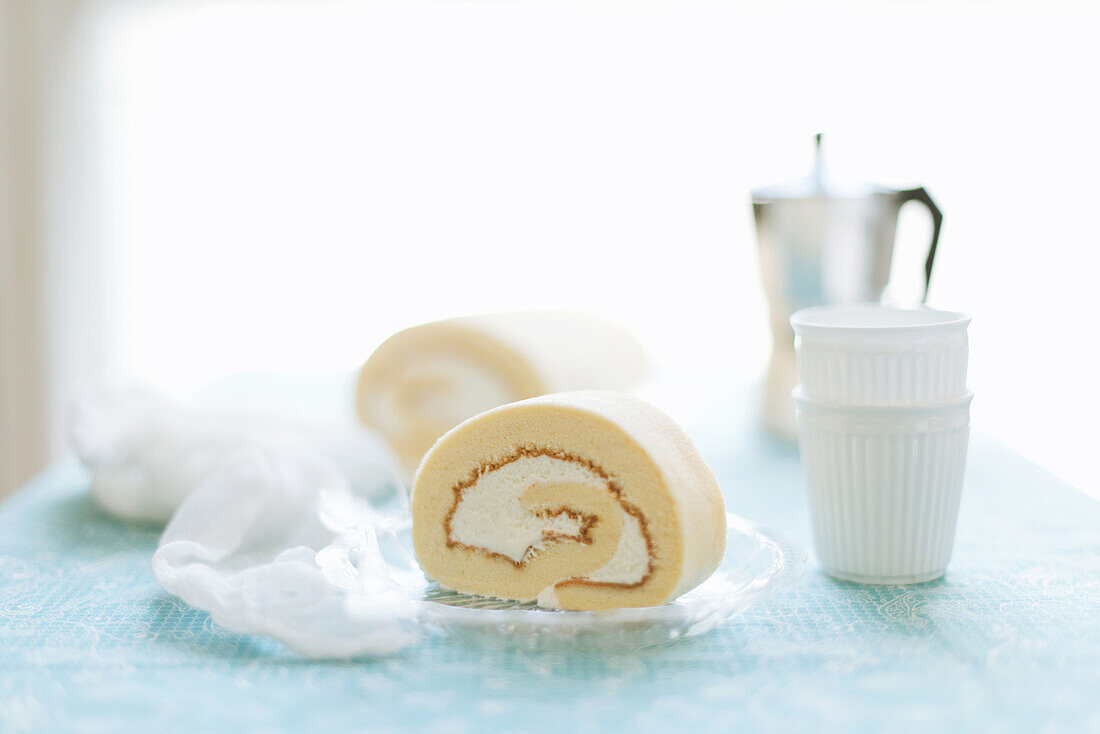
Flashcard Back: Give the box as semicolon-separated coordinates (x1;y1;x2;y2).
411;391;726;610
356;312;647;482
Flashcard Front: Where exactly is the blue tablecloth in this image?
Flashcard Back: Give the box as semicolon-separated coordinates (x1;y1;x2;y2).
2;396;1099;733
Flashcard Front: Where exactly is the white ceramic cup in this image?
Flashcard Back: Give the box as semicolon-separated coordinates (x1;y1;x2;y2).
794;389;972;584
791;304;971;406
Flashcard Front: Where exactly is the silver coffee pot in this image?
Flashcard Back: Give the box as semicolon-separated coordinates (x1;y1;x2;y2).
753;135;943;438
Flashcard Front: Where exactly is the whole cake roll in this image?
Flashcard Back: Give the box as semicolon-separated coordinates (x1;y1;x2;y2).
356;312;647;481
411;391;726;611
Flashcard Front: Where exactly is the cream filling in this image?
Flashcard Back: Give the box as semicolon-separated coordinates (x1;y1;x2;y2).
368;354;515;437
448;454;649;602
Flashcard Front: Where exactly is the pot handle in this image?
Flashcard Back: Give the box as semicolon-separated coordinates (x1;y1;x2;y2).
896;187;943;302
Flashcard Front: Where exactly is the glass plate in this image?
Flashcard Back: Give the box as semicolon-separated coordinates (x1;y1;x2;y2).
375;513;805;649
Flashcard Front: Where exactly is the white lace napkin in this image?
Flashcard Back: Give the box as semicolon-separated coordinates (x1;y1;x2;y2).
70;386;425;658
153;449;423;658
70;386;398;523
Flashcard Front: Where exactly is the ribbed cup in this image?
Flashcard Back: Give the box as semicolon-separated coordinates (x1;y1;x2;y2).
791;304;971;406
794;391;972;584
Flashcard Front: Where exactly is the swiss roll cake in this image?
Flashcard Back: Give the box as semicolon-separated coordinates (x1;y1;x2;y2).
411;391;726;611
356;312;647;480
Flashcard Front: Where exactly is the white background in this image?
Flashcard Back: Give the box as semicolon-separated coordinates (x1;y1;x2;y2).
49;0;1100;495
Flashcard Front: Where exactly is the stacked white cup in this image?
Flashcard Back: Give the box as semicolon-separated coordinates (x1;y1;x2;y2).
790;304;973;584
